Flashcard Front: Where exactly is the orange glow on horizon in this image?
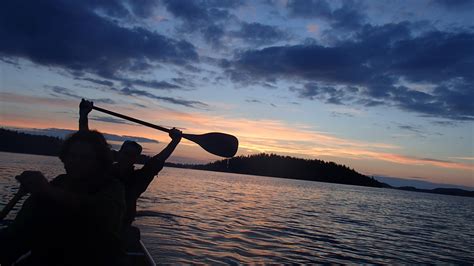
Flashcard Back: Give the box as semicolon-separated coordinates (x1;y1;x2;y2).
1;92;473;187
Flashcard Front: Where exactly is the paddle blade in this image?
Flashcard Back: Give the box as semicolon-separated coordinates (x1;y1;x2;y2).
184;132;238;158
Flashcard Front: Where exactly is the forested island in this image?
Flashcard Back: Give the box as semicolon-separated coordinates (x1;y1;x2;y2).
1;128;472;197
184;153;385;187
0;128;63;157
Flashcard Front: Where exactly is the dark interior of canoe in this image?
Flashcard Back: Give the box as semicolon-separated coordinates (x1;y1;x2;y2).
9;226;156;266
125;239;156;266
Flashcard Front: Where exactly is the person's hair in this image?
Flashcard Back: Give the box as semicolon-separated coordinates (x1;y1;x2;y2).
120;140;142;155
59;130;113;173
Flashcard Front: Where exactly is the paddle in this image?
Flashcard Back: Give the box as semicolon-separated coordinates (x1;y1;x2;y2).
92;106;239;158
0;188;26;222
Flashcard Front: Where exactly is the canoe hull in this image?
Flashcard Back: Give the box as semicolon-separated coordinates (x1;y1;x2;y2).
125;239;156;266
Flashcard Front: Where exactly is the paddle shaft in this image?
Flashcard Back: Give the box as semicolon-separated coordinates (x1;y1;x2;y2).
93;106;170;133
92;105;239;157
0;188;26;221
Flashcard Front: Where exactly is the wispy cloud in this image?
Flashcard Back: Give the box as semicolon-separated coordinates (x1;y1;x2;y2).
113;87;208;109
231;22;289;45
48;86;116;104
450;156;474;161
90;116;133;125
0;92;75;107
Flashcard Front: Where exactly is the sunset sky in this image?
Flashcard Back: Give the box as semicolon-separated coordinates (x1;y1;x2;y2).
1;0;473;188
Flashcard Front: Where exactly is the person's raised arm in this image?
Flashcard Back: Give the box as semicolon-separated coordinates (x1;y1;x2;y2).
79;99;93;131
156;128;182;162
141;128;182;177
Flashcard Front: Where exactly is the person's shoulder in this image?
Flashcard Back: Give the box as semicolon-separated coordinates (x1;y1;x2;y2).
134;165;159;180
49;174;68;186
141;157;165;174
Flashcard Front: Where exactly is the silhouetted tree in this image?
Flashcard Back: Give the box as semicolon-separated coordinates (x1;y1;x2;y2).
193;153;385;187
0;128;63;156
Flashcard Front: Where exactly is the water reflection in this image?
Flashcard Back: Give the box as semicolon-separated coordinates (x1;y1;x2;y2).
1;152;473;264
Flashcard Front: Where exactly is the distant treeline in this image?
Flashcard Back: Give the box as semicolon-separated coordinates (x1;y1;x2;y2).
0;128;151;163
0;128;383;187
2;128;473;197
0;128;63;156
186;153;385;188
397;186;474;197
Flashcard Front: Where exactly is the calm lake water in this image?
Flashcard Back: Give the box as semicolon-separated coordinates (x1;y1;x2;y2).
1;152;473;264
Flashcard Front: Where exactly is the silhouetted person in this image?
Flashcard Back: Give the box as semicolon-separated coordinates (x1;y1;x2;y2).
79;99;182;227
0;130;125;266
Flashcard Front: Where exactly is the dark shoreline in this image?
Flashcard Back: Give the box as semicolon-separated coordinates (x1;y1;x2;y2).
1;128;473;198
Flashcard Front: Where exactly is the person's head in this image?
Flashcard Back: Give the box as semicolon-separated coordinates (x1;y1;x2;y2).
117;140;142;167
59;130;112;178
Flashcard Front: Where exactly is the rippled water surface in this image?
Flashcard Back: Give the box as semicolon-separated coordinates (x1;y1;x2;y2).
1;152;473;264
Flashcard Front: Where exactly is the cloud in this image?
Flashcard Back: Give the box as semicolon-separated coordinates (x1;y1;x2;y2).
397;124;424;134
162;0;241;27
394;123;442;138
79;78;115;87
450;156;474;161
114;87;208;109
187;114;470;171
118;78;183;90
307;24;320;33
90;116;133;125
287;0;332;19
291;83;358;105
330;111;354;118
47;84;205;109
202;24;227;48
48;86;116;104
432;0;474;9
4;91;471;173
287;0;366;31
162;0;242;47
380;154;473;171
0;0;198;81
163;0;212;27
232;22;288;45
431;120;458;127
80;75;188;91
0;92;75;108
104;133;159;144
246;99;262;104
226;22;474;120
0;57;20;66
77;0;159;19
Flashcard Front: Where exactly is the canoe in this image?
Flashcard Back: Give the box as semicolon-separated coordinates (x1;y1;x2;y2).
9;230;156;266
121;225;156;266
125;239;157;266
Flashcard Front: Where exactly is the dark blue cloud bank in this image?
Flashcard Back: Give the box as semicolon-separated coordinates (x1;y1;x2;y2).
1;0;473;120
161;0;288;47
226;24;474;121
0;0;200;107
0;0;198;75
